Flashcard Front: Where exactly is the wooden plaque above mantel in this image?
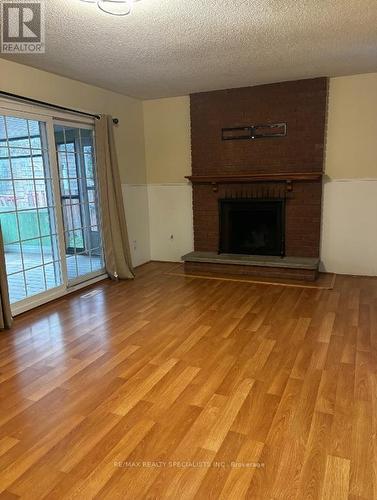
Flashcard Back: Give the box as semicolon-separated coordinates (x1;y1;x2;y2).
185;172;323;192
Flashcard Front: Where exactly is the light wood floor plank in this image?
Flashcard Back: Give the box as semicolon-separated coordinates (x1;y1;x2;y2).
321;454;351;500
0;263;374;498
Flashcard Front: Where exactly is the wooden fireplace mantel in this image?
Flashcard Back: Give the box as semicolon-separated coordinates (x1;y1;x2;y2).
185;172;323;192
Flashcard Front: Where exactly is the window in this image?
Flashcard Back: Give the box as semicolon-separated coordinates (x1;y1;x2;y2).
0;106;106;313
0;115;61;303
54;123;104;283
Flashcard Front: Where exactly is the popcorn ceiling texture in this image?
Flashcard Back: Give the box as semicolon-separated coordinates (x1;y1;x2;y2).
3;0;377;99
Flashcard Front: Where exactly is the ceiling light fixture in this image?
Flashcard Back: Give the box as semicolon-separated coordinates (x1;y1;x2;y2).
80;0;141;17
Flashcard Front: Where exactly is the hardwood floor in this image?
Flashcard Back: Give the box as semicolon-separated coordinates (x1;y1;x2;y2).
0;262;376;499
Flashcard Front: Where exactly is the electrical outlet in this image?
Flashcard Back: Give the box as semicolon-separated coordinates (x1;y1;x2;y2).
133;240;137;250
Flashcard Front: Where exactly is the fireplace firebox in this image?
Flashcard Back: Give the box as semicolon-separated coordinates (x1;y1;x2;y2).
219;198;285;256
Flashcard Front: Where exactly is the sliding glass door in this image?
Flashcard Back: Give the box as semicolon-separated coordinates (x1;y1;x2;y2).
0;107;105;313
0;112;63;306
54;123;105;285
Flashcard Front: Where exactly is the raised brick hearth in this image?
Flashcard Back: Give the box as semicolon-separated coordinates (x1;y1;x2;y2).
184;77;328;280
183;253;319;281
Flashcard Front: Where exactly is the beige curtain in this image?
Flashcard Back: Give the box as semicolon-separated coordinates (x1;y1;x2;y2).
95;115;134;280
0;223;12;330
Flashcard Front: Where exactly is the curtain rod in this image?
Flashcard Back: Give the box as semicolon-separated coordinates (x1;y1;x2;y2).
0;90;119;124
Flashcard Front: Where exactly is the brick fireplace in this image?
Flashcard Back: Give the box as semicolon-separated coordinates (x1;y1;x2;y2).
183;78;328;281
219;196;285;256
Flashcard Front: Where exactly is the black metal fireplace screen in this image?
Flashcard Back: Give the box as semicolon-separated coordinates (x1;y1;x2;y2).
219;198;285;256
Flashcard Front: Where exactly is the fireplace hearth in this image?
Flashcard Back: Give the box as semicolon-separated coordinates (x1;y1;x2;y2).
219;198;285;257
184;77;327;281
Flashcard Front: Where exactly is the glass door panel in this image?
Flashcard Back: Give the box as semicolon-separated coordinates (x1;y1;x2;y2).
54;123;105;284
0;113;62;305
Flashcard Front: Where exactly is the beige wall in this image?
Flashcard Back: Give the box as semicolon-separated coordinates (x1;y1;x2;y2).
143;96;191;184
0;58;146;184
142;73;377;274
6;60;373;185
326;73;377;179
1;60;375;272
142;72;377;182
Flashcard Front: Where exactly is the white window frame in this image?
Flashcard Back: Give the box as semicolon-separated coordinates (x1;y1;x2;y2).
53;118;106;288
0;99;108;316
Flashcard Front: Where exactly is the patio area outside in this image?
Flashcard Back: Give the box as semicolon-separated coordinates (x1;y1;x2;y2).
5;249;103;303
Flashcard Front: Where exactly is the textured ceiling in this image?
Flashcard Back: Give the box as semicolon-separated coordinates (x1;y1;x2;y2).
3;0;377;99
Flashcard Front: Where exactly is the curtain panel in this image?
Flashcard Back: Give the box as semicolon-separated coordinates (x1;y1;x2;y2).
95;115;134;280
0;223;12;330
